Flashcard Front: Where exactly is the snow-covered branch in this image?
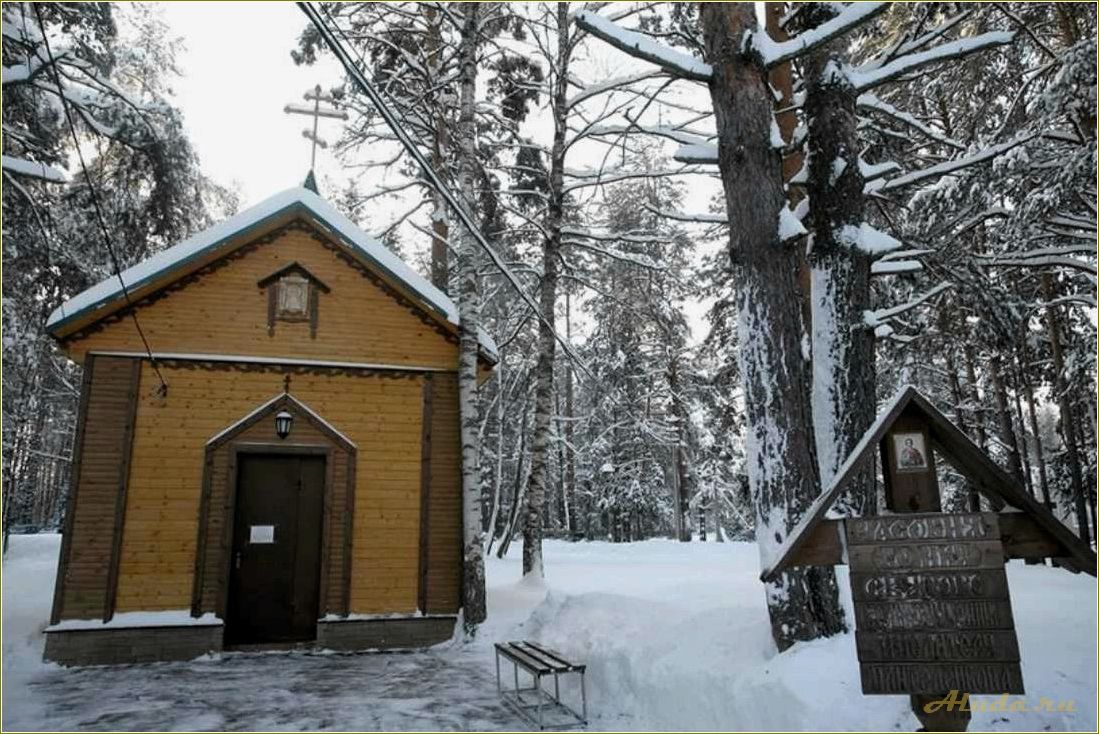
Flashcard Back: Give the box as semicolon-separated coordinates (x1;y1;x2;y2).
1;155;68;183
566;69;666;110
746;3;889;69
857;93;965;150
561;225;674;246
643;203;728;225
673;143;718;164
579;121;713;148
871;259;922;275
978;250;1097;276
836;222;904;255
864;282;953;328
859;10;973;72
574;10;713;82
848;31;1016;91
881;135;1035;191
562;165;705;193
563;239;663;270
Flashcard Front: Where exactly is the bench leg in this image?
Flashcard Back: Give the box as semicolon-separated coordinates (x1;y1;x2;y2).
495;649;501;694
581;670;587;722
536;673;543;730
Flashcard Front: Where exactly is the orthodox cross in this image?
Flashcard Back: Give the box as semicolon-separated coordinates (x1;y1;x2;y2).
284;85;348;171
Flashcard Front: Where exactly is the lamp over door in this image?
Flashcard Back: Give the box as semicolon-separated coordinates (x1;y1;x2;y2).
274;410;294;439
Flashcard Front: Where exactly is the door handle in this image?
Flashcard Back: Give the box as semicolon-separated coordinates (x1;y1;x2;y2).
235;551;242;569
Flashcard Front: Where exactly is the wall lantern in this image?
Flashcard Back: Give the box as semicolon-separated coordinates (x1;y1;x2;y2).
274;410;294;440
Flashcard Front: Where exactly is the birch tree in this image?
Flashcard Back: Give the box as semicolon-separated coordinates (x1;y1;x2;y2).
454;2;487;628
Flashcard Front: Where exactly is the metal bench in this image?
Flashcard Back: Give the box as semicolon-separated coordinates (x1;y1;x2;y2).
494;640;587;730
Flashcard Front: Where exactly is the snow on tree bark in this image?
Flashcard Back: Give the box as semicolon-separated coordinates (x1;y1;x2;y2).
455;2;486;627
699;2;845;652
801;3;876;516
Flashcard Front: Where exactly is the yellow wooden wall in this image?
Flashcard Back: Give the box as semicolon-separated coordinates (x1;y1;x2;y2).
63;223;460;370
115;363;427;614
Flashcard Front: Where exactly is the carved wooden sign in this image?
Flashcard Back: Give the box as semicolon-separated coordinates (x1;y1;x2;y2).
761;387;1097;730
848;512;1024;694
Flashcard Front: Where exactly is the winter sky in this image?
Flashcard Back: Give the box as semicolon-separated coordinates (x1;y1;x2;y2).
160;1;721;339
161;2;346;202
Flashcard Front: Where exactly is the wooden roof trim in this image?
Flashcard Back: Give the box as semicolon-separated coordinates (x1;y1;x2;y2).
257;261;331;293
48;206;301;337
910;390;1097;575
206;392;356;453
760;385;916;582
761;385;1098;582
86;350;453;374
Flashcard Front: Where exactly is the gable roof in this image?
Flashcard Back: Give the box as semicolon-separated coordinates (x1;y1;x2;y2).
45;187;497;361
761;385;1097;582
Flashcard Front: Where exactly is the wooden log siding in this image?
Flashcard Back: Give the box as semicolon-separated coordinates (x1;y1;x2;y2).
423;373;462;613
114;362;446;615
50;355;141;623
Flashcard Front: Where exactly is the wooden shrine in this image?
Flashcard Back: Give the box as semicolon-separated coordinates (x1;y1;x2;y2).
762;386;1096;730
42;187;497;665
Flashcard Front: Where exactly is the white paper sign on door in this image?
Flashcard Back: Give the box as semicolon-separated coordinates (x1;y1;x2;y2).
249;525;275;544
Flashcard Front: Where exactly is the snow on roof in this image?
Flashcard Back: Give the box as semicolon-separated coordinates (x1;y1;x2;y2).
45;187;498;359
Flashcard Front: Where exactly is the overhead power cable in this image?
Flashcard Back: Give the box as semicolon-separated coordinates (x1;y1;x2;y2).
34;3;168;395
297;1;591;377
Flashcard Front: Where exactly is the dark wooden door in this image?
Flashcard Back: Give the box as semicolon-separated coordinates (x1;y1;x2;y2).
226;453;325;645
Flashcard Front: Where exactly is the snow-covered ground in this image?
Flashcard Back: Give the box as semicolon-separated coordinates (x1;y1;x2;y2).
3;534;1096;731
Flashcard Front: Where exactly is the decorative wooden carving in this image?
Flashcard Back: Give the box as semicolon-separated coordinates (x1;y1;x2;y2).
151;355;429;380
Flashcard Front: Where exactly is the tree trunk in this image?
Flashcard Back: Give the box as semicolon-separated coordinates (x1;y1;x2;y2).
1043;274;1091;542
944;342;980;512
1020;359;1053;508
455;2;486;628
765;2;810;328
989;356;1025;485
669;355;692;541
496;390;531;560
524;2;569;578
484;356;506;552
801;2;876;517
963;344;988;452
425;3;450;293
1009;359;1035;498
700;3;846;652
564;291;578;536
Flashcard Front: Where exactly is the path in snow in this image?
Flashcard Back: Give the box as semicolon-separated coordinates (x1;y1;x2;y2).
15;648;519;732
3;534;1097;731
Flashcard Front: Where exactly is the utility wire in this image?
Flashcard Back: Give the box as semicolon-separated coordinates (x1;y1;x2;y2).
303;3;683;457
298;1;591;377
34;3;168;395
